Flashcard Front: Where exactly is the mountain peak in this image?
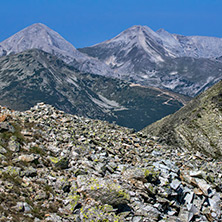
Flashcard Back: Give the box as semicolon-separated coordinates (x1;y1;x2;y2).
13;23;56;38
30;22;47;27
156;28;169;34
0;22;80;61
23;23;53;33
110;25;160;45
116;25;144;39
127;25;144;30
123;25;156;35
28;22;48;29
0;23;113;76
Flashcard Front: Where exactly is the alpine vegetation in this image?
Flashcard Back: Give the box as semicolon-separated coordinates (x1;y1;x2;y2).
0;103;221;221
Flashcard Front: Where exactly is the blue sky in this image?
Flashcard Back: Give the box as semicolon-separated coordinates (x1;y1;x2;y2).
1;0;222;48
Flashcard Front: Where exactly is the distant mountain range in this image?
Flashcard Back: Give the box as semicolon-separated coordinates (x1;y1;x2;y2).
2;23;222;130
80;25;222;96
1;23;222;97
0;49;187;130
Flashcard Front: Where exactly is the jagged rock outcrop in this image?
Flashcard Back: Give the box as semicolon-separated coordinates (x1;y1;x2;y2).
0;103;221;221
143;80;222;158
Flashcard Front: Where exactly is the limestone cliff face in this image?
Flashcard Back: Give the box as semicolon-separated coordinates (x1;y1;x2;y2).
143;80;222;158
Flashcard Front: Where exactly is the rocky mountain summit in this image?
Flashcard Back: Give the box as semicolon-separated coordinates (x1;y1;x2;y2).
0;23;113;76
143;80;222;159
80;25;222;96
0;48;187;131
0;103;221;221
1;23;222;97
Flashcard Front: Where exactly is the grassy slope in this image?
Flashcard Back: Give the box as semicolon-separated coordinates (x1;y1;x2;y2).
143;80;222;158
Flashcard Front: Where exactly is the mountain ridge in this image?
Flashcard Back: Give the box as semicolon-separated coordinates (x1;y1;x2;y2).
0;48;187;130
142;79;222;158
79;25;222;96
1;23;222;97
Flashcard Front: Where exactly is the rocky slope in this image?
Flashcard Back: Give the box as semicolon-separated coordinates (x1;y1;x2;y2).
0;23;113;76
0;103;221;221
0;49;188;131
143;80;222;159
79;25;222;96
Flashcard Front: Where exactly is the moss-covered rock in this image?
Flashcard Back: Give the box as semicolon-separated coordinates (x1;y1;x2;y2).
50;156;69;169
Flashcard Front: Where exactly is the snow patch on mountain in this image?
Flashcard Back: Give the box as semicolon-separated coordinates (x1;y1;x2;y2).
66;76;80;89
98;94;127;111
169;71;178;75
89;93;127;111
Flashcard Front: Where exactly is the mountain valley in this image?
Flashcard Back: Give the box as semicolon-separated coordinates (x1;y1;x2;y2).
0;49;187;131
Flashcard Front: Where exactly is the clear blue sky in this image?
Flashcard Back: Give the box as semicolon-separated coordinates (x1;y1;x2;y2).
1;0;222;48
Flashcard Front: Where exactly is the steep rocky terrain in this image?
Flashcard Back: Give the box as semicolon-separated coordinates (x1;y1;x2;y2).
0;49;188;131
0;23;113;76
80;25;222;96
143;80;222;159
0;103;221;221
